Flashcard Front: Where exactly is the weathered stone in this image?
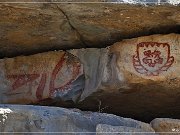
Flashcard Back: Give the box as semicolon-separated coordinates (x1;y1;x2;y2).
0;34;180;122
0;2;179;58
0;51;84;104
110;33;180;88
150;118;180;135
70;33;180;99
0;104;154;134
67;33;180;122
96;124;155;135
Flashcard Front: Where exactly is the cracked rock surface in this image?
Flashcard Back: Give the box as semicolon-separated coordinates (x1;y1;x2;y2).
0;0;180;128
0;33;180;123
0;2;179;58
1;105;180;134
0;104;154;133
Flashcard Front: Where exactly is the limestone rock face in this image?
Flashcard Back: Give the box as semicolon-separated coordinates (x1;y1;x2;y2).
0;105;154;133
0;2;179;58
150;118;180;135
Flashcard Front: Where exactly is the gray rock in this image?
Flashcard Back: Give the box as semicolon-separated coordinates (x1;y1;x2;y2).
150;118;180;135
0;104;153;134
96;124;155;135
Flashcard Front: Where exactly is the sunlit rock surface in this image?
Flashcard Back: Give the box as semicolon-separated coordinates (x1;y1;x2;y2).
96;124;155;135
0;1;179;58
0;51;84;104
151;118;180;135
0;105;154;133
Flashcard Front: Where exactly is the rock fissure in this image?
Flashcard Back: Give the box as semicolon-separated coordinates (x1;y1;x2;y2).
0;33;180;123
0;3;179;58
56;5;88;48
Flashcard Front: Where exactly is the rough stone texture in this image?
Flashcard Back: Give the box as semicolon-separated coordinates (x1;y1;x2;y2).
0;51;84;104
0;34;180;122
0;2;179;58
69;34;180;99
1;0;179;5
96;124;155;135
150;118;180;135
63;34;180;122
0;104;154;134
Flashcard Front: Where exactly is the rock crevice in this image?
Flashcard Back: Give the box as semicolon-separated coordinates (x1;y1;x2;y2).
0;3;179;58
55;4;88;47
0;33;180;122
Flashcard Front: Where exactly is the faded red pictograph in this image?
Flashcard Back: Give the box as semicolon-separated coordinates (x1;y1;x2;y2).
7;52;82;100
133;42;174;76
49;53;81;97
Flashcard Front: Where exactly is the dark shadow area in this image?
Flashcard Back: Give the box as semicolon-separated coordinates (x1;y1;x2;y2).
34;83;180;123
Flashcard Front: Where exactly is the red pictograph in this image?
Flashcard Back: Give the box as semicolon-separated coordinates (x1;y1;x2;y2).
7;74;40;90
49;52;81;97
142;50;163;67
49;52;67;96
36;73;47;100
133;42;174;76
7;52;81;101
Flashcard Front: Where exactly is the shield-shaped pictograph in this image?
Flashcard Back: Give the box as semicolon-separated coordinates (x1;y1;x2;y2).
133;42;174;76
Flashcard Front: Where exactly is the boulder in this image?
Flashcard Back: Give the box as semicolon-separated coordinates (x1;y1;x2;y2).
0;1;179;58
96;124;155;135
150;118;180;135
0;104;154;133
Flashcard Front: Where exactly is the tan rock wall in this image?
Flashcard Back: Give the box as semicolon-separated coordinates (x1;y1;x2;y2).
110;33;180;89
0;33;180;113
0;51;84;104
0;3;179;58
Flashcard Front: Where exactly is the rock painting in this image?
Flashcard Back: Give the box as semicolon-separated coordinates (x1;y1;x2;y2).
133;42;174;76
6;52;82;101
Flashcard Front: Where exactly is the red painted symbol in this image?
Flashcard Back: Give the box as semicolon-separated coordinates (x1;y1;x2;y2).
142;50;163;67
7;74;40;90
49;53;81;97
7;73;46;100
133;42;174;76
36;73;47;100
7;52;82;101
